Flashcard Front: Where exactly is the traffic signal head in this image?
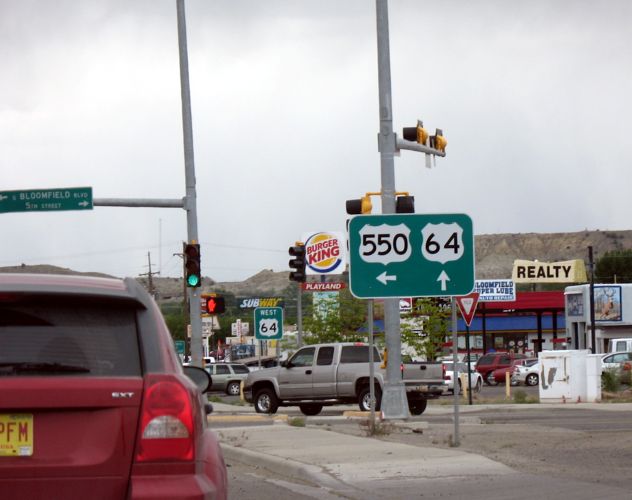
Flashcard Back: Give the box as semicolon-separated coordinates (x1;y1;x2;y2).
206;295;225;314
403;120;428;145
396;195;415;213
433;128;447;152
288;242;306;282
184;243;201;288
345;195;372;215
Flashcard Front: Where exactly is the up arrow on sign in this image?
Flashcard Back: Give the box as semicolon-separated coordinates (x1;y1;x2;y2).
456;292;480;327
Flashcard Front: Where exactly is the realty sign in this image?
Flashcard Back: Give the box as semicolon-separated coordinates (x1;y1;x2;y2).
456;292;480;327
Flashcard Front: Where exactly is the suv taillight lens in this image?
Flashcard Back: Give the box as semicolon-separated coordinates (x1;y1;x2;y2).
135;375;195;462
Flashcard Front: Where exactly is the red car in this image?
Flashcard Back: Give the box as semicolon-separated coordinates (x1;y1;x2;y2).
0;273;227;499
475;352;529;385
490;358;538;385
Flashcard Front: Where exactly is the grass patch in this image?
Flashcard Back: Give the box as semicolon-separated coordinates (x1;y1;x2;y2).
208;395;224;403
288;417;306;427
602;369;621;393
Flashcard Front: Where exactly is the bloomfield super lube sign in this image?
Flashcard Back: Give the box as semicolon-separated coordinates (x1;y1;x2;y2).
0;187;93;213
348;213;474;298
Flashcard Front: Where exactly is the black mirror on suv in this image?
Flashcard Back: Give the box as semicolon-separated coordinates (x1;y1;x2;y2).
183;365;212;393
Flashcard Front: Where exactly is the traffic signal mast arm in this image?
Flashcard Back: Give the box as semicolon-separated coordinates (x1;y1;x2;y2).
398;119;447;157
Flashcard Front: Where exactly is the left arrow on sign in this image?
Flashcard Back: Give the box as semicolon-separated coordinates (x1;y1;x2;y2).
376;271;397;285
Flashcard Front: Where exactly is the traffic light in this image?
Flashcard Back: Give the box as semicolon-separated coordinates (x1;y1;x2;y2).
346;194;373;215
206;295;225;314
288;242;306;282
184;243;201;287
431;128;447;153
403;120;429;145
396;195;415;213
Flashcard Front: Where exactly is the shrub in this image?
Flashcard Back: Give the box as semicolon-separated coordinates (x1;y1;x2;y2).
602;369;621;393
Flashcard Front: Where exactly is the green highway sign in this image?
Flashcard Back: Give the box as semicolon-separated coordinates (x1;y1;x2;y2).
348;213;475;299
254;307;283;341
174;340;186;355
0;187;93;214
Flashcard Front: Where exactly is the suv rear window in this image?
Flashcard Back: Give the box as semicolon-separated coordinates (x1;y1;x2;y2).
232;364;249;374
0;296;141;377
477;354;495;366
340;346;381;364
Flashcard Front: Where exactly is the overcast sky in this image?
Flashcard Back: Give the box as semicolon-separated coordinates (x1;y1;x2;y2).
2;0;631;282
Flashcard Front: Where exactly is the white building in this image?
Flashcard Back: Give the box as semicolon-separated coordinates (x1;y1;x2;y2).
565;284;632;353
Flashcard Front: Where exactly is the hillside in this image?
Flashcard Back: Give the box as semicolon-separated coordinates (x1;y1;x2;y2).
2;229;631;298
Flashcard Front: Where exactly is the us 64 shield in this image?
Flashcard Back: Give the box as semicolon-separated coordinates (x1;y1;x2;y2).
348;214;475;298
254;307;283;340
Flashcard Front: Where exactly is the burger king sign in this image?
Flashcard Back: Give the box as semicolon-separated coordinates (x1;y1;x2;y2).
302;231;346;275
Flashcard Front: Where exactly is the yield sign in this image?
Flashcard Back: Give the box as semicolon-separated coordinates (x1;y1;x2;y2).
456;292;480;327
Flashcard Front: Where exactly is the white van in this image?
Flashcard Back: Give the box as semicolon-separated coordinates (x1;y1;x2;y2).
608;338;632;353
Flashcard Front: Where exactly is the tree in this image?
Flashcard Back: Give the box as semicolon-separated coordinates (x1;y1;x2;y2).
595;250;632;283
400;298;450;361
301;288;368;344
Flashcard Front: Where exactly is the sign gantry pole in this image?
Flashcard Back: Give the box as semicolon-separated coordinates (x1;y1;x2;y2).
375;0;408;419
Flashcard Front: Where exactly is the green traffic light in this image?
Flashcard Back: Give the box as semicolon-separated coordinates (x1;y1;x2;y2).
187;274;200;287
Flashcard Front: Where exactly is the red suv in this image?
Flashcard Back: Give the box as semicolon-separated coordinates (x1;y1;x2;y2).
0;273;227;499
475;352;529;385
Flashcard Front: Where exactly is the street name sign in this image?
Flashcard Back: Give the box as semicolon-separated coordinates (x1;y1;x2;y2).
254;307;283;340
348;213;475;299
0;187;93;214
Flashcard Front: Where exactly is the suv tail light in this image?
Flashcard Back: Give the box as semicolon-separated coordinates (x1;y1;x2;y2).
135;375;195;462
442;363;448;380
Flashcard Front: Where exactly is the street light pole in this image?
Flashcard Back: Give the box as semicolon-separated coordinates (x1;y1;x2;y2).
375;0;409;419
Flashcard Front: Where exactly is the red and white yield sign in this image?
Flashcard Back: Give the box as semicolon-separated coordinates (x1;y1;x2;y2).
456;292;480;327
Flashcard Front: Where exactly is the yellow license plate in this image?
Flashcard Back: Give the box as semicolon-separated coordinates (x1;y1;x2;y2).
0;414;33;457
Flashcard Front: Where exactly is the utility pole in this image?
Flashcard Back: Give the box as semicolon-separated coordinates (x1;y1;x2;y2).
139;251;159;298
588;246;596;353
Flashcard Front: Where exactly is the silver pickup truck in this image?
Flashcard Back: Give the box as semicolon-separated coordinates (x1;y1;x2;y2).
242;342;445;416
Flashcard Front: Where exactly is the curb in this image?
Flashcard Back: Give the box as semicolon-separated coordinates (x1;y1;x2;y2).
221;443;345;490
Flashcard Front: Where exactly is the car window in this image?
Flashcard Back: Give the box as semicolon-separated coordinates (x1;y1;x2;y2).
478;354;495;365
317;347;335;366
499;355;511;364
340;346;380;363
232;364;249;374
215;365;230;375
0;297;141;377
290;347;315;367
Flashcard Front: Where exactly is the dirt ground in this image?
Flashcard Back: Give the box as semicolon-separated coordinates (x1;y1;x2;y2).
319;395;632;490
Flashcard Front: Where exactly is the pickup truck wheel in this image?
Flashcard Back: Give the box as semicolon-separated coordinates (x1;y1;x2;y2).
299;404;323;416
358;387;381;412
408;398;427;415
254;388;279;414
226;381;241;396
526;373;539;386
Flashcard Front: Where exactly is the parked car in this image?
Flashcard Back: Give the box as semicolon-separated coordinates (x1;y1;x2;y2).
0;273;227;499
491;358;538;385
206;362;250;395
512;361;541;386
475;352;530;385
601;351;632;370
442;361;483;394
